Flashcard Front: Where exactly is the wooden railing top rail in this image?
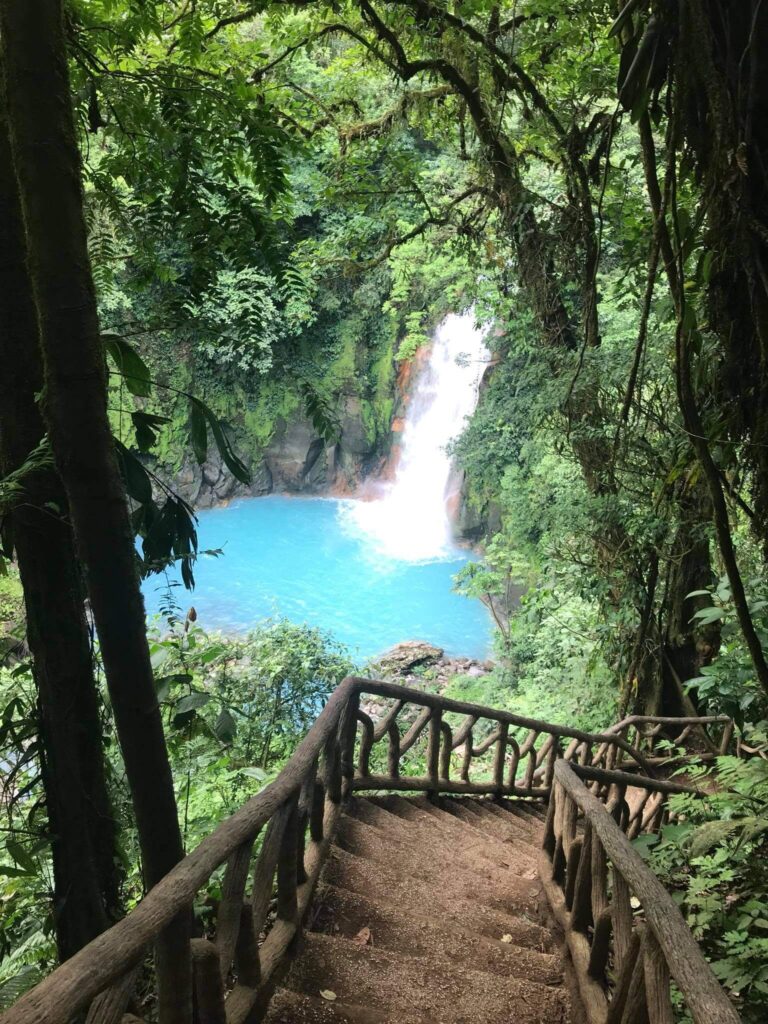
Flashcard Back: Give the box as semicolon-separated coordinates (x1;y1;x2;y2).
551;760;740;1024
569;762;703;796
605;714;731;732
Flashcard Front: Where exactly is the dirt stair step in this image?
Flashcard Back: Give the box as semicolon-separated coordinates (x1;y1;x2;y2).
457;798;543;842
284;931;570;1024
264;987;400;1023
441;798;543;848
324;844;551;950
311;882;564;985
481;798;546;831
368;794;539;868
354;794;530;870
432;798;541;864
336;812;538;896
502;798;549;824
345;796;534;874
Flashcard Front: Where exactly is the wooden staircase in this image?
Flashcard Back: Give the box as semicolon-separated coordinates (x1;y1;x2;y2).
265;796;574;1024
2;678;740;1024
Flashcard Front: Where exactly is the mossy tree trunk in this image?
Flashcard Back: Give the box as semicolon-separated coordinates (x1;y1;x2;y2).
0;2;190;1016
0;80;120;963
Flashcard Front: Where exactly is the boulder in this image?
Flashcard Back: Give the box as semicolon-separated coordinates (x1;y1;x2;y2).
372;640;444;676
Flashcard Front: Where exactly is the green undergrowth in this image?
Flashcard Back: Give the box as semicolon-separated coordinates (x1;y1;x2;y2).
0;618;357;1006
634;747;768;1022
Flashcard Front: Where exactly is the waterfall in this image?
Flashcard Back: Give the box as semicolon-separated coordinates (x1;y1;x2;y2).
343;310;489;561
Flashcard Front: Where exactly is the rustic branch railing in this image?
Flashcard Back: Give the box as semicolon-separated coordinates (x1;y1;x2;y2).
577;714;735;770
540;760;740;1024
0;678;736;1024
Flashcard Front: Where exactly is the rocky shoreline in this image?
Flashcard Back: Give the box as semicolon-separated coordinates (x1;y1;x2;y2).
368;640;494;687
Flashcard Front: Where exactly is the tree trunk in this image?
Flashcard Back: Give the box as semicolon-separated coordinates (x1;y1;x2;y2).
0;3;191;1018
675;0;768;557
660;481;719;713
0;79;120;963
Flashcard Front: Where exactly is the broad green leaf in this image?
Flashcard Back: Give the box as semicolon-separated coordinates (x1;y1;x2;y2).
104;333;151;398
188;399;208;465
6;841;36;875
115;441;153;504
213;709;237;744
176;692;212;713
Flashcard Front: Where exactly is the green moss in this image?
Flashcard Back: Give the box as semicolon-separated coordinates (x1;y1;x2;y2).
241;384;301;452
325;329;358;387
0;565;23;628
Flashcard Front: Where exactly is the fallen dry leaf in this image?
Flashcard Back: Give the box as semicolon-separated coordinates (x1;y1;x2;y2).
353;926;373;946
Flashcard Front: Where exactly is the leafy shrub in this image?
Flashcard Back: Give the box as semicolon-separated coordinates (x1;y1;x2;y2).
637;748;768;1022
686;575;768;727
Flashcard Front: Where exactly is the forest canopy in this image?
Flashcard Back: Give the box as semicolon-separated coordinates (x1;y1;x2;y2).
0;0;767;1019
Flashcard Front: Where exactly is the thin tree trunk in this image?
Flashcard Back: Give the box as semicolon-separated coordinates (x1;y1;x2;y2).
0;3;191;1019
0;81;120;962
661;481;719;712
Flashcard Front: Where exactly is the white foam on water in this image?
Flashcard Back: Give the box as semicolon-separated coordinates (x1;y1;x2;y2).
342;310;489;561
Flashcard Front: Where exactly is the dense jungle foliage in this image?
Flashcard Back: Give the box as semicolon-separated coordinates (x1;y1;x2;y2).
1;0;768;1019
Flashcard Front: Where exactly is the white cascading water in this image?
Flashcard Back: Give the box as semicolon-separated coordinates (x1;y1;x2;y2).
344;310;489;561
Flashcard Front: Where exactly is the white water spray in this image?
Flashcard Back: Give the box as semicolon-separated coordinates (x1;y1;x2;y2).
344;310;489;561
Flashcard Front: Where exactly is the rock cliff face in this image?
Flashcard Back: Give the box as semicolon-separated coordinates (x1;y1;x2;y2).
453;357;500;542
165;393;389;507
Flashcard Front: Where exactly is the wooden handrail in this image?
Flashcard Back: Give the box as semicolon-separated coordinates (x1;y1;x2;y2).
1;678;735;1024
2;678;358;1024
569;763;702;796
541;760;740;1024
354;678;658;773
606;714;731;731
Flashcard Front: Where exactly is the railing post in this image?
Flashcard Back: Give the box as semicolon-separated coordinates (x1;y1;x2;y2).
234;903;260;987
588;909;613;981
606;928;641;1024
387;719;400;779
643;931;674;1024
439;721;452;782
156;912;193;1024
543;735;560;788
427;709;441;799
506;736;520;790
276;793;300;925
191;939;226;1024
340;691;360;798
252;800;290;938
553;787;577;886
564;837;583;911
542;780;557;857
323;728;342;805
591;830;609;924
493;722;509;795
216;838;256;982
523;731;539;792
309;774;325;843
461;726;473;783
570;822;593;933
296;769;316;886
719;719;734;755
612;869;634;976
356;711;374;779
